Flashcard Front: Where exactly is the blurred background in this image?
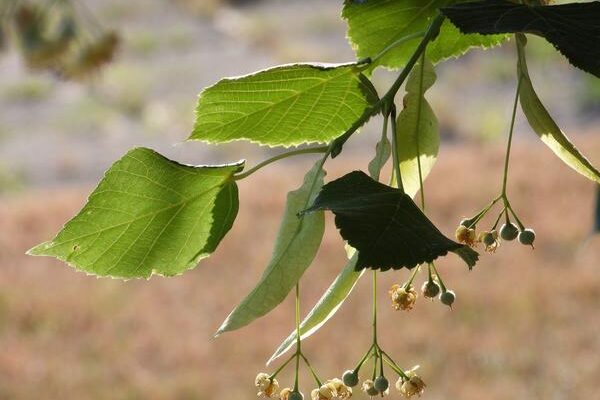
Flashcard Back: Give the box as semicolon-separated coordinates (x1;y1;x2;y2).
1;0;599;399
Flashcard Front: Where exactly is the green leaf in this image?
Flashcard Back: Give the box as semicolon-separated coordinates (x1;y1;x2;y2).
304;171;477;270
342;0;507;70
368;132;392;184
267;255;363;365
190;63;377;147
396;57;439;198
269;133;392;363
28;148;243;279
441;1;600;78
216;160;326;335
516;35;600;184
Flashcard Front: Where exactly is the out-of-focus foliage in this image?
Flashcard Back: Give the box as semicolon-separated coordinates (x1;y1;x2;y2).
0;0;119;79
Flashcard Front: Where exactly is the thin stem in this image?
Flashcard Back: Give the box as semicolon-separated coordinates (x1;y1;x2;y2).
293;283;301;391
430;262;446;292
354;344;376;372
381;352;409;380
390;105;405;193
469;196;502;227
379;14;444;105
234;146;329;181
301;354;322;387
372;271;378;345
270;353;296;379
331;14;445;157
502;75;523;197
491;208;506;231
415;51;427;211
427;263;434;281
404;265;420;288
506;200;526;230
369;31;426;65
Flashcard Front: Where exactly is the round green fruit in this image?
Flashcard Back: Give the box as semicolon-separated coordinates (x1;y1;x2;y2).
374;376;389;392
289;391;304;400
500;223;519;241
440;290;456;307
421;280;440;298
342;370;359;387
518;229;536;246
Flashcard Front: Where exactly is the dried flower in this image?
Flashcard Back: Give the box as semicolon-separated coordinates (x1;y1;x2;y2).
313;378;352;400
396;368;426;398
455;225;477;246
281;388;293;400
389;284;417;311
255;373;280;398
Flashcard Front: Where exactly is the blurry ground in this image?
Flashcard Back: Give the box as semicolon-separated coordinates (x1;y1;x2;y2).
1;0;600;399
2;141;600;400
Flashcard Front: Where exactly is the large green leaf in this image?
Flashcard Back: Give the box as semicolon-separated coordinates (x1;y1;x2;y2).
396;57;439;198
516;35;600;184
28;148;243;279
190;63;377;147
342;0;507;70
268;255;363;365
304;171;478;270
441;1;600;78
215;160;326;335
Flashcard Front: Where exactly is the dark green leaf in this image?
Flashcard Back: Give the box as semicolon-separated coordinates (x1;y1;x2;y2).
343;0;507;71
190;63;377;147
303;171;477;270
28;148;243;279
441;0;600;77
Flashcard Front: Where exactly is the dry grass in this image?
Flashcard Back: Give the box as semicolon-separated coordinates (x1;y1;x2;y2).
1;139;599;400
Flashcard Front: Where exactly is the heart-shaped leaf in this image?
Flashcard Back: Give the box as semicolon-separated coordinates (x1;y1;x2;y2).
303;171;478;270
28;148;243;279
343;0;507;71
441;0;600;78
191;63;378;147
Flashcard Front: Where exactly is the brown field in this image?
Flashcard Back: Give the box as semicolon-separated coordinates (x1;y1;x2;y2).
1;139;600;400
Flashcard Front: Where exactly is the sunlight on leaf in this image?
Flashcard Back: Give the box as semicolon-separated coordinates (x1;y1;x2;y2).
343;0;507;70
216;160;326;335
396;57;439;198
517;34;600;184
191;63;377;147
28;148;243;279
